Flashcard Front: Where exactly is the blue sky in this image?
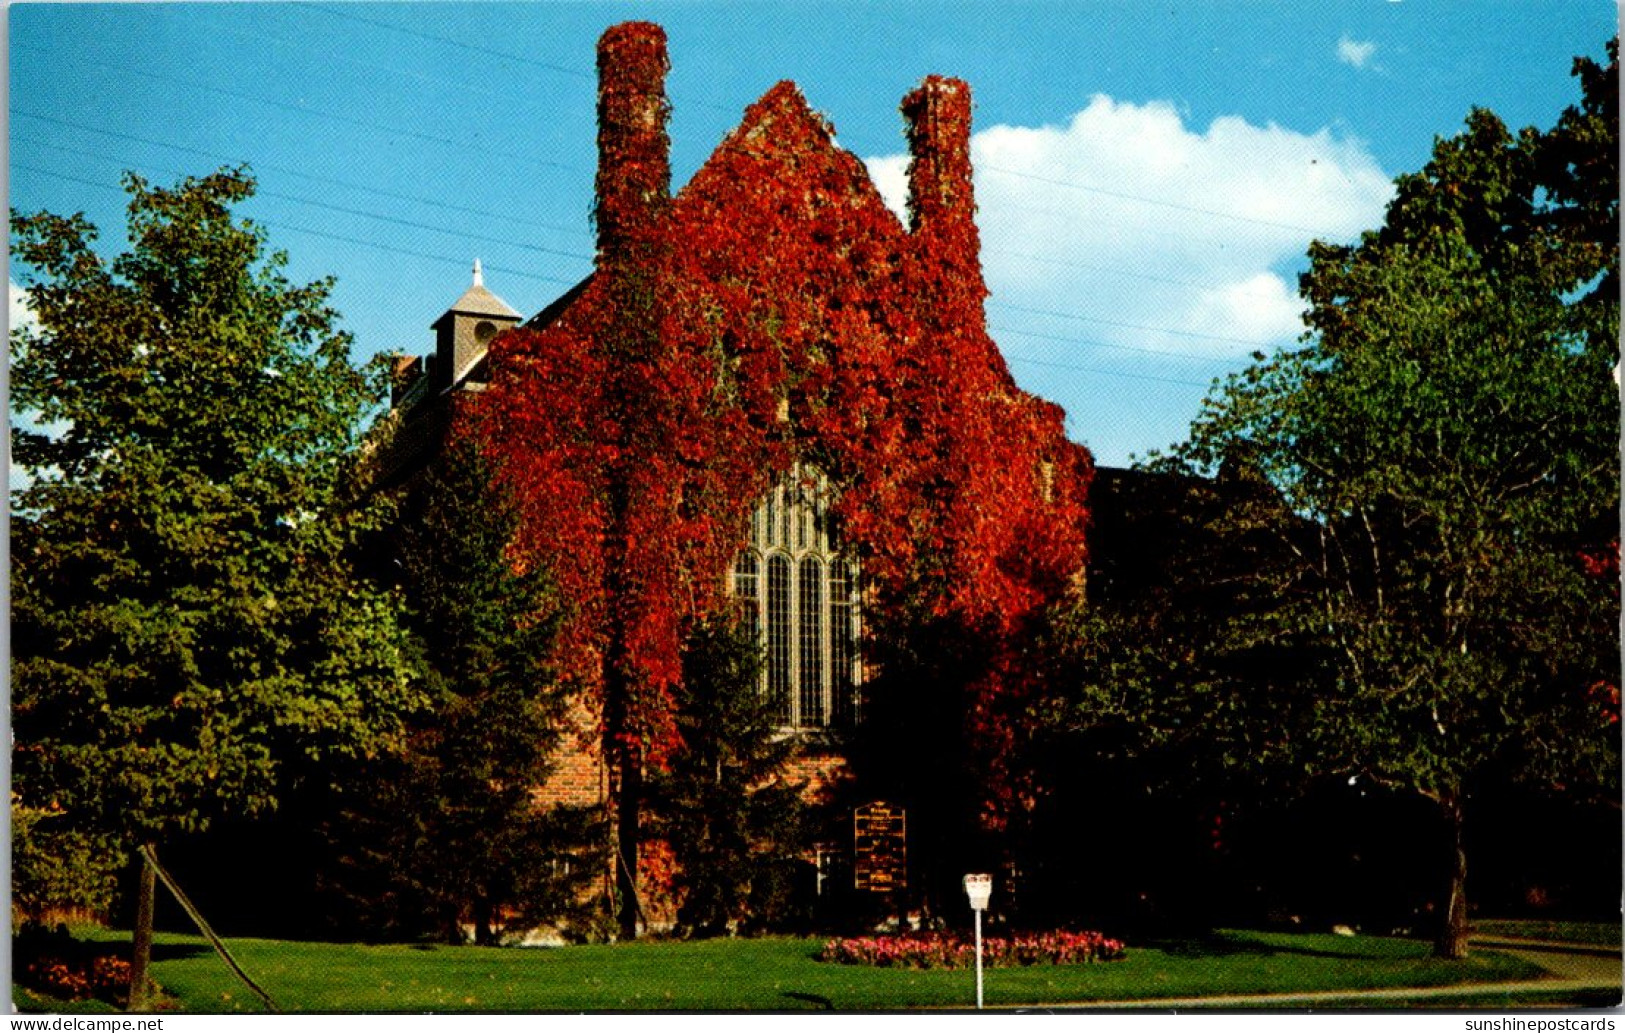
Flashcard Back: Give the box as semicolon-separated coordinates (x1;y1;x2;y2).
9;2;1616;467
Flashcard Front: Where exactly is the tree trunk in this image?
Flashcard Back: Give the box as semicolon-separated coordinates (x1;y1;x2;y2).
616;746;643;940
1433;794;1470;959
127;842;157;1011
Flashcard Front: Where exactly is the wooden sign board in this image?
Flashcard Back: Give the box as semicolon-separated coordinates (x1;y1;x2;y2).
853;801;906;892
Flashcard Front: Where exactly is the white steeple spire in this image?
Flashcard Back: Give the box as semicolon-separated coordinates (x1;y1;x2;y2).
472;257;485;288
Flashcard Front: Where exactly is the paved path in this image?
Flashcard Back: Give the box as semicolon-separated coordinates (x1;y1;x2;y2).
1027;938;1622;1011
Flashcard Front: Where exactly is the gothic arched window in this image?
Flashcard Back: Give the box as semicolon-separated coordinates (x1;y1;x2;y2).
731;464;861;729
829;558;857;727
798;557;825;727
732;552;759;630
766;554;793;725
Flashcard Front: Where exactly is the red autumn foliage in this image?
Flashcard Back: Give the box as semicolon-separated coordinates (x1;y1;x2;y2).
1586;681;1620;727
469;22;1092;814
1578;540;1619;581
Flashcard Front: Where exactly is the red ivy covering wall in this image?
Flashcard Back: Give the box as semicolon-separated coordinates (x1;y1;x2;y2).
468;22;1093;820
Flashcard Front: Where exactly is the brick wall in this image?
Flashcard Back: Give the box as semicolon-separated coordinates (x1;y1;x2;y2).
785;746;852;806
535;693;606;809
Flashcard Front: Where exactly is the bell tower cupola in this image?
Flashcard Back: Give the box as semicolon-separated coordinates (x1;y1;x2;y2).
431;259;522;391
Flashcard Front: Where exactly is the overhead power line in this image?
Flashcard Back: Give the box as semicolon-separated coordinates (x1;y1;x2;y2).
15;112;1296;343
208;16;585;122
261;224;583;289
11;41;1352;274
299;2;739;116
302;3;596;82
13;110;596;242
12;11;1371;247
983;245;1294;301
11;42;586;177
16;134;598;266
1005;354;1215;390
989;300;1280;349
17;130;1293;361
11;162;584;289
17;161;1240;394
977;163;1330;236
19;108;1298;313
20;151;1276;352
987;323;1244;365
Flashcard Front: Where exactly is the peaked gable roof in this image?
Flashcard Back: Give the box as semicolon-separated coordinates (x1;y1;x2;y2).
527;80;909;340
438;281;522;323
671;81;905;246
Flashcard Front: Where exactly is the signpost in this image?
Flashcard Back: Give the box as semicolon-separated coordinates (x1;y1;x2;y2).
963;873;992;1010
853;802;906;893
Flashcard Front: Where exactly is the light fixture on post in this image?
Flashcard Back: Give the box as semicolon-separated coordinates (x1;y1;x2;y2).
963;873;992;1010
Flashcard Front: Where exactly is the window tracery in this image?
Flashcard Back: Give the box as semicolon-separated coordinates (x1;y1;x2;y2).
729;464;861;729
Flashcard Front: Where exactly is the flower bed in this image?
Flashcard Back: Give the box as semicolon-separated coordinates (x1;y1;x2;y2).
14;923;153;1006
24;954;134;1002
819;930;1125;969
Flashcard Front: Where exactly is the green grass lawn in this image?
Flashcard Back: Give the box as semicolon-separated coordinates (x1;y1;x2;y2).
16;928;1550;1013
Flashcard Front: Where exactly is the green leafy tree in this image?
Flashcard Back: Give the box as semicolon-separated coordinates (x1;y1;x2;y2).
11;794;123;921
651;619;809;938
324;441;600;944
10;167;424;1001
1141;44;1618;958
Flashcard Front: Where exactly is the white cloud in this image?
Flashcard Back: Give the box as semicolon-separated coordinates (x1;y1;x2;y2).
863;95;1394;463
10;280;39;334
9;279;64;496
1184;271;1305;346
10;281;36;493
1337;36;1378;70
867;95;1390;356
867;158;908;227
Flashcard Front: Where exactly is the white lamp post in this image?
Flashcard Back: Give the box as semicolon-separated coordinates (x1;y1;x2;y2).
963;873;992;1010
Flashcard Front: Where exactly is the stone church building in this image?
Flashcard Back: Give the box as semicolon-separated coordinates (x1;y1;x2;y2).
381;21;1093;933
